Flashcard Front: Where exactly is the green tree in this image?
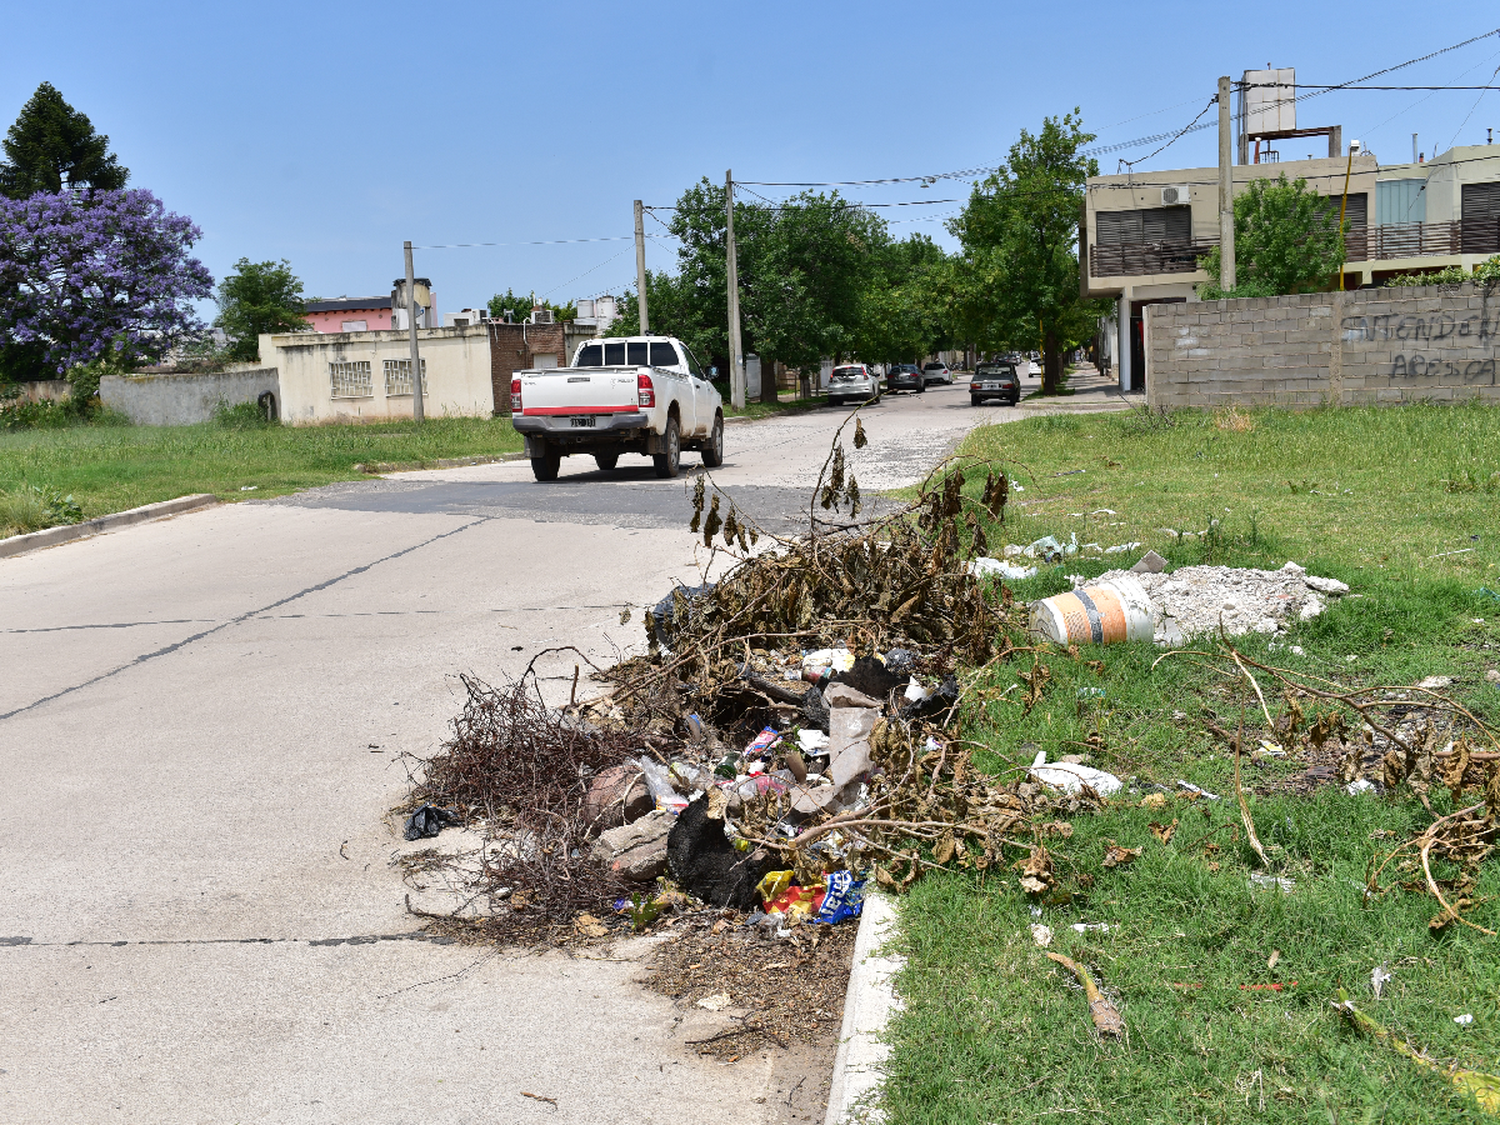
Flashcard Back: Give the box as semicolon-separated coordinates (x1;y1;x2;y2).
486;290;577;323
949;111;1107;395
854;234;955;365
0;82;129;199
1198;174;1347;298
215;259;309;362
654;178;892;400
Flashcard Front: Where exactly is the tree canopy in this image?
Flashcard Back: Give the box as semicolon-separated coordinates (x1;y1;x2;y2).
949;111;1106;393
215;259;310;362
1;82;129;200
1198;174;1348;298
486;290;577;323
620;178;940;399
0;188;212;374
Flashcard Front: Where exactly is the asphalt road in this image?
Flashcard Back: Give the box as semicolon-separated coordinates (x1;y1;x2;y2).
0;379;1016;1124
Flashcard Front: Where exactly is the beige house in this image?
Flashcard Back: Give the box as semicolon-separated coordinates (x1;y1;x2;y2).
260;325;496;423
1081;144;1500;391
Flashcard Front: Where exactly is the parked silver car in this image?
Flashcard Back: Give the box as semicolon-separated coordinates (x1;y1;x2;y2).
827;363;882;408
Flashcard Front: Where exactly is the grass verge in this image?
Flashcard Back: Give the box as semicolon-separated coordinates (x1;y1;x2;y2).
0;415;523;536
882;402;1500;1123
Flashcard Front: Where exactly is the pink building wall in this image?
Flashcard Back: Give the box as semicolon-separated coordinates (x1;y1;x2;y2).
305;306;395;333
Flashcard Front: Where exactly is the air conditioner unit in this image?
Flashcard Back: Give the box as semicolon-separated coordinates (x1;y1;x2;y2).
531;308;554;324
1160;185;1191;206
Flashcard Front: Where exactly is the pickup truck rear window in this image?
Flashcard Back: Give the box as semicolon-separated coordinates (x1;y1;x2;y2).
650;341;679;367
628;342;649;365
576;343;603;366
604;342;626;364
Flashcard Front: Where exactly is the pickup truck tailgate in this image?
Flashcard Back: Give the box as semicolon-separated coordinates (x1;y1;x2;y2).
519;368;639;413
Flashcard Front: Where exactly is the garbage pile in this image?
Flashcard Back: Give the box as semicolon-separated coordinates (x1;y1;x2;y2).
397;455;1116;940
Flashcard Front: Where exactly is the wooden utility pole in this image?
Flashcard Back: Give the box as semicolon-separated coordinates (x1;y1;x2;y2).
403;240;425;423
1218;76;1236;291
725;169;745;409
633;200;650;333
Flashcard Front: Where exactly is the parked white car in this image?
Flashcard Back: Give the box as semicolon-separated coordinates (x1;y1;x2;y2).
510;335;723;481
921;361;954;386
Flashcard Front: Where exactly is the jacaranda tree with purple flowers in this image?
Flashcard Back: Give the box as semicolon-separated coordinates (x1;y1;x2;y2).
0;188;214;377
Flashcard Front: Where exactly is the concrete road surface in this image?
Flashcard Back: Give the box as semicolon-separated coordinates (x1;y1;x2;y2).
0;383;1009;1124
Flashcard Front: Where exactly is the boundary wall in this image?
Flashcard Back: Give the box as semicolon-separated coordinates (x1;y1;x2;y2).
1146;282;1500;408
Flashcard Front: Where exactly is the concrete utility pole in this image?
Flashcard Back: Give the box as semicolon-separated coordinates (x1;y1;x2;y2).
633;200;650;334
403;240;425;423
1218;76;1237;292
725;169;746;409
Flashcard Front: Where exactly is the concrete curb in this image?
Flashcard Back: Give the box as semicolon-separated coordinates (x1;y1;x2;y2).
825;891;903;1125
354;452;527;473
0;493;219;559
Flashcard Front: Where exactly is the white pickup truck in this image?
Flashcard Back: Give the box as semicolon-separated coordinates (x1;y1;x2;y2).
510;335;724;482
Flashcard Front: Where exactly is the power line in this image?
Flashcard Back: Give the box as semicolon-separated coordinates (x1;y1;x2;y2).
1246;83;1500;91
413;235;635;250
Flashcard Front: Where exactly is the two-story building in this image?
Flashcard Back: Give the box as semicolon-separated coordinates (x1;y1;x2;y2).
1082;143;1500;392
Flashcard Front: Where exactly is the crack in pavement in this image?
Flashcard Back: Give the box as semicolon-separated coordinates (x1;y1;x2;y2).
3;604;634;635
0;517;488;723
1;932;454;948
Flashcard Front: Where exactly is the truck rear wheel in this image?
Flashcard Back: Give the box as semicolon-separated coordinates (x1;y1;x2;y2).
701;413;724;468
594;452;619;471
653;415;681;478
531;445;561;482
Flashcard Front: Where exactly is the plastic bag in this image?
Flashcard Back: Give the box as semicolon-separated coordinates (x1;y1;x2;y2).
636;756;688;813
403;804;461;841
816;870;866;924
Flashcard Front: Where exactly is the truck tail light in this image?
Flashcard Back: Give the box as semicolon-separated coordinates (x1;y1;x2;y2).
637;373;655;408
511;378;522;412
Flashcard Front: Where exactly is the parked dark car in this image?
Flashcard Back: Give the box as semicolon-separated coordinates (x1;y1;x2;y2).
886;363;925;393
971;361;1021;406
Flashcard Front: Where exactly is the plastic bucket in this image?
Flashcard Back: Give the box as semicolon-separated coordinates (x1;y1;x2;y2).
1029;575;1154;645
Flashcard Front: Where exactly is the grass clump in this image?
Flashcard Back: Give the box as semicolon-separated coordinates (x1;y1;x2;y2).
0;483;83;537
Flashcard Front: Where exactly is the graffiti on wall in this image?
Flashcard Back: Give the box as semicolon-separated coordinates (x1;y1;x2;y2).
1341;311;1500;383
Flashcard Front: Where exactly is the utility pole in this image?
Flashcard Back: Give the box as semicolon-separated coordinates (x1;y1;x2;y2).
1218;76;1236;292
403;240;425;423
633;200;650;334
725;169;745;409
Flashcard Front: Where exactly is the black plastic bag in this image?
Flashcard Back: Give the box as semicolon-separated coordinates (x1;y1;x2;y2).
403;804;461;841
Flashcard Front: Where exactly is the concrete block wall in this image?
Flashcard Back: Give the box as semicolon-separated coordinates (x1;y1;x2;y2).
100;368;280;425
1147;283;1500;408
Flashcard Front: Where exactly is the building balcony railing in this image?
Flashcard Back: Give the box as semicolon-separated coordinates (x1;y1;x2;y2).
1089;240;1217;278
1088;217;1500;281
1345;219;1500;261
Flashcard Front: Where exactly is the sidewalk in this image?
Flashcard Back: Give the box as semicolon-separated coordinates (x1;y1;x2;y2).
1014;362;1142;413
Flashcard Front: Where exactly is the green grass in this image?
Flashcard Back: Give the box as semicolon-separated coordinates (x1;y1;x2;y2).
0;415;523;534
889;792;1500;1124
882;402;1500;1123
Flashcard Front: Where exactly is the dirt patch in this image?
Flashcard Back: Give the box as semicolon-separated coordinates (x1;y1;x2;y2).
642;910;857;1059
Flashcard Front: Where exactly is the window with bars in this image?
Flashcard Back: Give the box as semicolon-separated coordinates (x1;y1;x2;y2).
383;358;428;396
329;361;372;398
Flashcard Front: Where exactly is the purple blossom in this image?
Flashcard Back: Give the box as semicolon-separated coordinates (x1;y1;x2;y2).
0;188;213;373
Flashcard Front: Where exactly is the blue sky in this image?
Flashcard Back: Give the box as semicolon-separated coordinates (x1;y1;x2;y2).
3;2;1496;318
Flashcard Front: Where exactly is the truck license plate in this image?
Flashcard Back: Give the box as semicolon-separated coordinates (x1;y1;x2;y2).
571;416;596;428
